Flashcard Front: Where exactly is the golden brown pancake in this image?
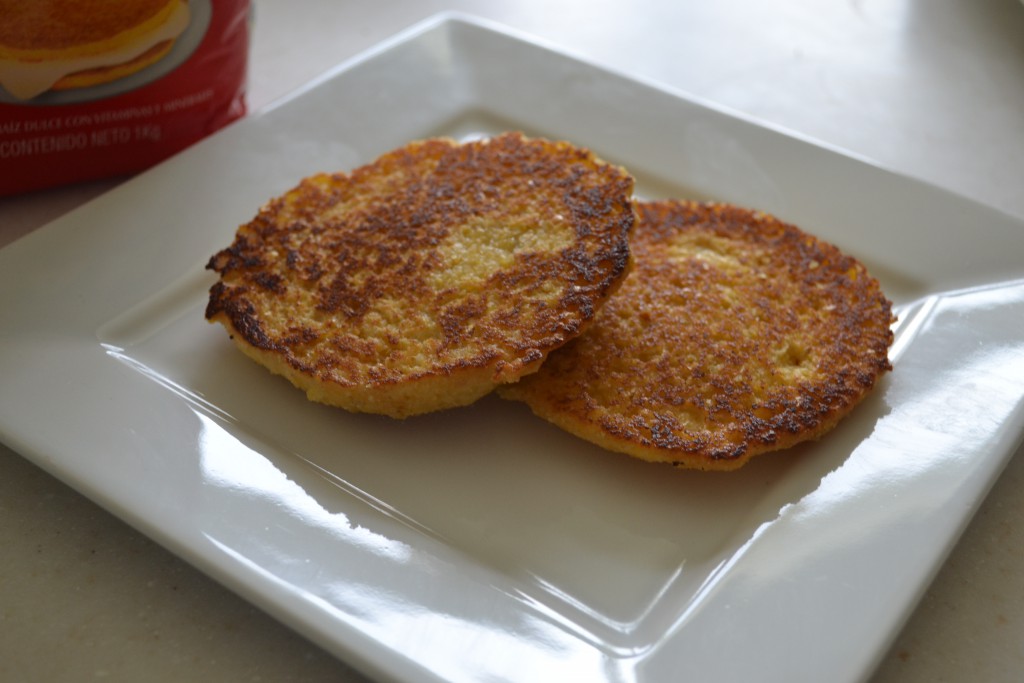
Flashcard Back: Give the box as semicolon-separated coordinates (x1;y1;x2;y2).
499;200;894;471
0;0;190;99
205;133;635;418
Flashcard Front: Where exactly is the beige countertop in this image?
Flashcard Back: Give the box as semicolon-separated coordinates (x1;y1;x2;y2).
2;1;1023;681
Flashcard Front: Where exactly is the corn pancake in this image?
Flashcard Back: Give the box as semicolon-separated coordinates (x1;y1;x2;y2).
499;199;894;471
0;0;189;99
206;133;635;418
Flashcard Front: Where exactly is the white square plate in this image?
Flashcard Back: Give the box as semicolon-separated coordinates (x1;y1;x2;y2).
2;13;1024;683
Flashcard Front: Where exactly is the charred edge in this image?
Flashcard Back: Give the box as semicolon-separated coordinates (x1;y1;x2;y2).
206;284;280;351
205;237;263;274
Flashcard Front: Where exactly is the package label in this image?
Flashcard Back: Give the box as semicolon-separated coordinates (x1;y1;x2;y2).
0;0;250;196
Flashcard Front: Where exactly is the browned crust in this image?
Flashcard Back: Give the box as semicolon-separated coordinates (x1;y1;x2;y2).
498;200;895;470
206;133;635;417
0;0;175;51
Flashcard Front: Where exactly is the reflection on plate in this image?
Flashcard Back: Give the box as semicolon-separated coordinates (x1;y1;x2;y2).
1;13;1024;683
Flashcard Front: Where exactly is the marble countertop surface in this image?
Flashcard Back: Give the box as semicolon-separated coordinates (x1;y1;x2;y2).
2;1;1022;681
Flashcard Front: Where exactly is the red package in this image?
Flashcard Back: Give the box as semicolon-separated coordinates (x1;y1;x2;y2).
0;0;250;196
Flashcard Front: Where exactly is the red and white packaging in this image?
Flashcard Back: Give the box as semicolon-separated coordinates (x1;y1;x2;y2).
0;0;250;196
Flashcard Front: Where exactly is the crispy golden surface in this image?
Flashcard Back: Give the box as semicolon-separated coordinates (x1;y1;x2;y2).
206;133;635;418
499;200;894;470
